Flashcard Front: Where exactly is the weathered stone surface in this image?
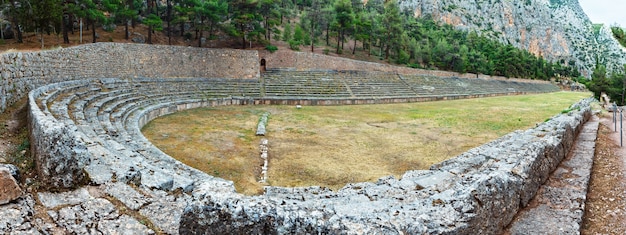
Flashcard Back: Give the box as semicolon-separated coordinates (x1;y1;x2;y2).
506;116;599;234
256;112;270;136
0;168;22;205
106;182;151;210
38;187;92;209
119;166;142;186
29;107;90;189
131;32;145;43
98;215;155;235
139;189;190;235
49;197;154;234
0;195;40;234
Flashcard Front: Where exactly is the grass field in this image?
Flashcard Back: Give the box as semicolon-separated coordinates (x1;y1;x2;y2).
141;91;591;195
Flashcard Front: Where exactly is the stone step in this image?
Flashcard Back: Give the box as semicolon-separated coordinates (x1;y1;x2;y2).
505;115;599;234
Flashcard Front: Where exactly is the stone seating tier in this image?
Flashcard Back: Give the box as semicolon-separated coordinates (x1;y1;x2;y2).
27;70;575;234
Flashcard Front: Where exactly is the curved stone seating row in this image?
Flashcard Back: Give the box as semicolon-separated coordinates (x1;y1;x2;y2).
30;78;256;233
29;72;573;234
263;69;560;99
263;70;351;97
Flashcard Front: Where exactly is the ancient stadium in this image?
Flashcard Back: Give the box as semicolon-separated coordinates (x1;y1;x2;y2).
1;43;595;234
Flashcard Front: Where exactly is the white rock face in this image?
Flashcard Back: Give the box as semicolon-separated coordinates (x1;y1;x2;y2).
398;0;626;77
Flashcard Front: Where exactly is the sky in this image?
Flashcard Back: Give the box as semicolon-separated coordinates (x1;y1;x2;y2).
578;0;626;27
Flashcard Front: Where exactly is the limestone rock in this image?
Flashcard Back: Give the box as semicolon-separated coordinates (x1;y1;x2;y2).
38;188;92;208
140;190;190;234
0;195;38;233
106;182;151;210
30;118;90;189
0;168;22;205
132;33;145;44
398;0;626;77
98;215;155;235
0;164;19;182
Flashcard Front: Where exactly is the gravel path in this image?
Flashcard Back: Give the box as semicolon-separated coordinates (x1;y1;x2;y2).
581;114;626;234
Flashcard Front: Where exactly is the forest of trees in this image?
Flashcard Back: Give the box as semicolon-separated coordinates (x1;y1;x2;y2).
2;0;581;80
580;62;626;105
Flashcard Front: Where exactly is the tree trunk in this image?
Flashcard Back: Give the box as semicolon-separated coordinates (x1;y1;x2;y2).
385;33;390;60
336;29;341;54
9;0;22;43
351;25;357;55
129;0;136;28
147;0;152;44
622;78;625;105
167;0;171;45
198;17;203;47
91;20;97;43
326;24;329;46
265;17;269;41
208;23;214;42
125;20;129;40
267;19;272;44
241;24;246;49
340;30;344;50
242;34;246;49
62;15;70;44
148;26;152;44
68;15;74;34
311;30;314;52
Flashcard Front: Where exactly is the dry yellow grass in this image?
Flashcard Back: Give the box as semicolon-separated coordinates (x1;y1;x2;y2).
141;91;591;195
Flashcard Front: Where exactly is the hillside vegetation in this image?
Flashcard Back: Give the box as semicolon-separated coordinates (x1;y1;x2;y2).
399;0;626;78
611;26;626;48
1;0;580;80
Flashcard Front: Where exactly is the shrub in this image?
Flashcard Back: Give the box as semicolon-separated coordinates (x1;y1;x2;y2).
266;45;278;53
288;40;300;51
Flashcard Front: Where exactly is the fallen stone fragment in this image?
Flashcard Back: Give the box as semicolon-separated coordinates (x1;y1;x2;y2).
0;167;22;205
0;164;20;181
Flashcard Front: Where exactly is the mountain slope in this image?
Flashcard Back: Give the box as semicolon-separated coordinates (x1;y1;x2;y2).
398;0;626;77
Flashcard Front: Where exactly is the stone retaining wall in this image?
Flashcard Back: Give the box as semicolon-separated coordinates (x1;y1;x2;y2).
0;43;259;113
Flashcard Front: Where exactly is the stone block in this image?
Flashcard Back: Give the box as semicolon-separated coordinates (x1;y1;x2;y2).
38;187;92;208
0;168;22;205
106;182;151;210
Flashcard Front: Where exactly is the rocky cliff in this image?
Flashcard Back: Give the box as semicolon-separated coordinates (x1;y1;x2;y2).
398;0;626;77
